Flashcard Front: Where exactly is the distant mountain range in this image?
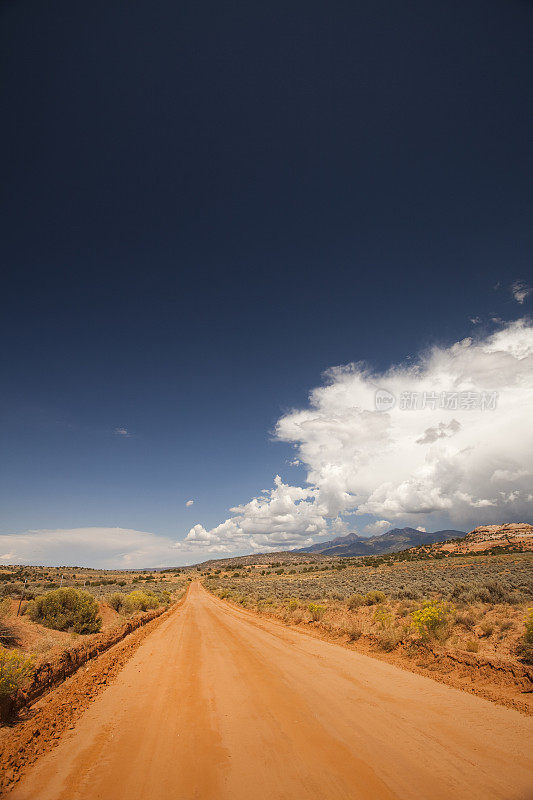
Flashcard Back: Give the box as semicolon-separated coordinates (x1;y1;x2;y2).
297;527;466;557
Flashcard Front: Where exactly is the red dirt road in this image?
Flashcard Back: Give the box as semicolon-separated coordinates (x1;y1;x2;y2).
8;582;533;800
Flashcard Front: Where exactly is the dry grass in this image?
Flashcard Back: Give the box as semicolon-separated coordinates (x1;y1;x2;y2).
203;552;533;664
0;565;183;604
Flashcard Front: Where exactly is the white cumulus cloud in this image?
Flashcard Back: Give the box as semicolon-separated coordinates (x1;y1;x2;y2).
185;499;194;507
185;318;533;552
276;318;533;526
364;519;392;535
177;476;328;553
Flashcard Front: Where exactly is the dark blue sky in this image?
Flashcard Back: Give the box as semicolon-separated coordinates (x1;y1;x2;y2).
1;0;532;554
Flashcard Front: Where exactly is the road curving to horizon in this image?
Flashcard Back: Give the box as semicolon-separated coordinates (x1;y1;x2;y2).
8;581;533;800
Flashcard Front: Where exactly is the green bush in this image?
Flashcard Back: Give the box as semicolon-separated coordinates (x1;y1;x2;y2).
107;592;124;612
365;590;387;605
26;588;102;634
109;590;165;615
160;590;171;605
121;590;160;614
347;593;365;609
0;599;17;646
0;646;34;700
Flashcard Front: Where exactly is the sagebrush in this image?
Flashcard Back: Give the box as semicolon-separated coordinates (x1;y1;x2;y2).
0;646;34;699
26;588;102;634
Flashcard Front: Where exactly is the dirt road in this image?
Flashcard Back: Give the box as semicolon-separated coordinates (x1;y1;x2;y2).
8;582;533;800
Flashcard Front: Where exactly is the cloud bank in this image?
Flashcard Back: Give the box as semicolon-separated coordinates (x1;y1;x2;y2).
185;318;533;553
0;527;181;569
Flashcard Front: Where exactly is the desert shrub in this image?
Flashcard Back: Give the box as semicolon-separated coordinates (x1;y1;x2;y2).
524;609;533;645
347;593;365;609
0;598;18;646
479;620;494;637
451;580;517;605
0;647;34;701
397;600;416;618
365;591;387;606
473;581;517;604
515;610;533;664
449;583;468;600
107;592;124;612
464;639;480;653
286;598;299;612
122;590;160;614
289;608;307;625
373;608;401;651
455;609;477;629
374;607;393;628
26;588;102;634
411;601;454;641
376;627;402;651
308;603;325;621
341;617;362;641
396;588;420;600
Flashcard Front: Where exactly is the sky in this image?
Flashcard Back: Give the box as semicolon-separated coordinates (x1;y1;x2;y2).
0;0;532;567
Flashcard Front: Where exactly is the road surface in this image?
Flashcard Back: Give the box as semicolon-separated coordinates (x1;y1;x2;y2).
8;582;533;800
